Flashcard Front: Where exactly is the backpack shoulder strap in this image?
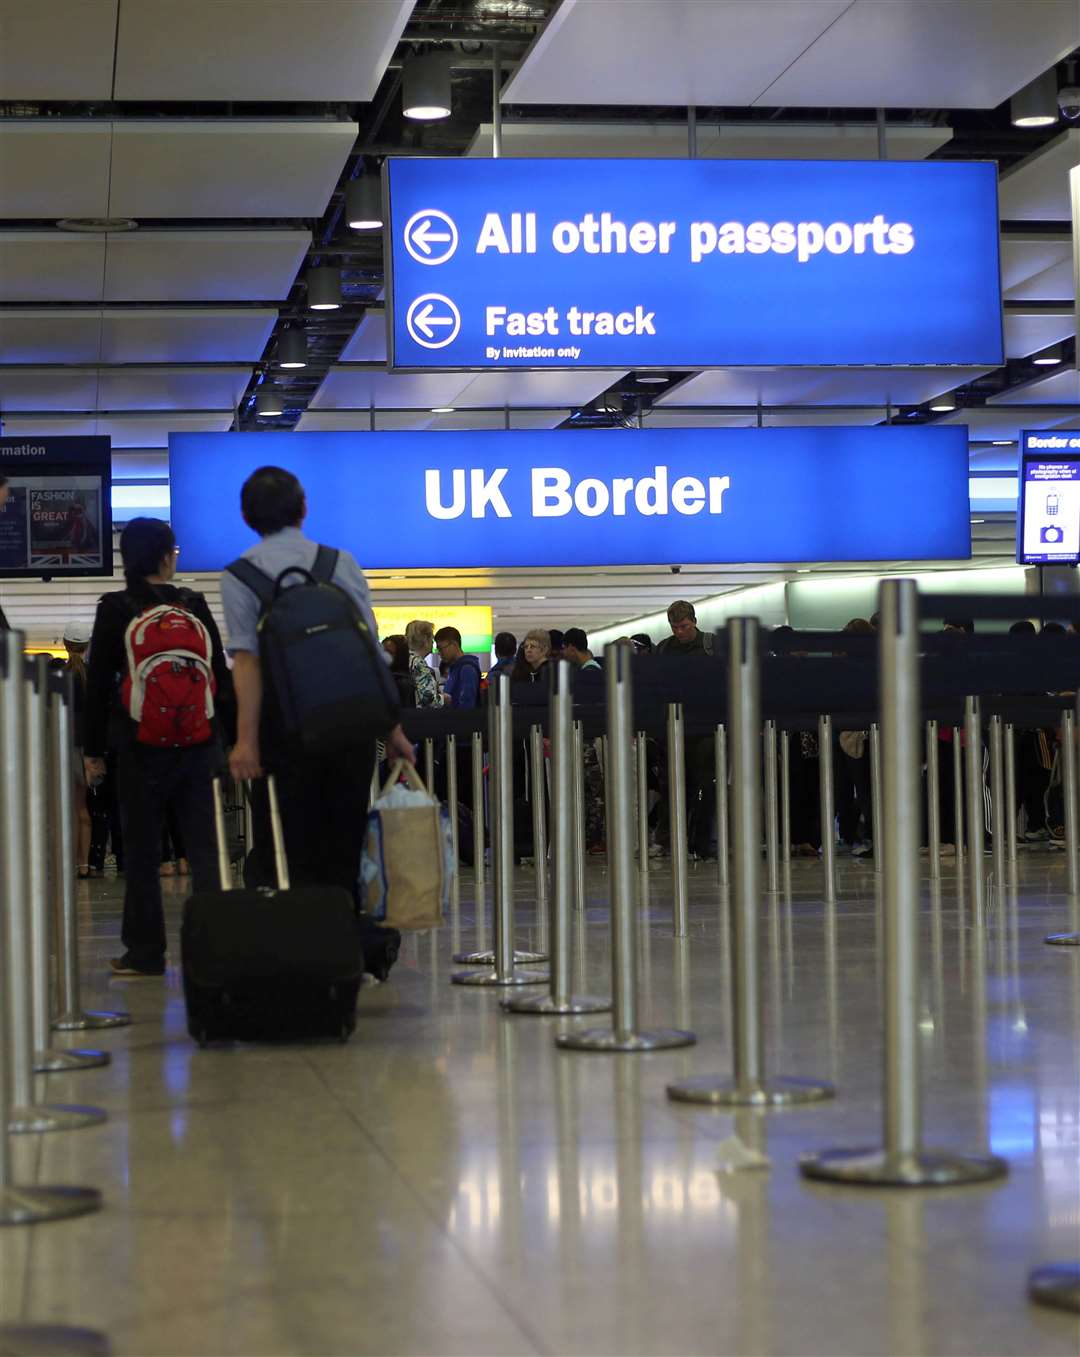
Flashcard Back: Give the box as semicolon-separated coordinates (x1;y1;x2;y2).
311;545;339;585
226;558;275;609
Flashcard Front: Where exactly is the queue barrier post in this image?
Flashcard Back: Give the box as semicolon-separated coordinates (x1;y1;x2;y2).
453;675;547;988
572;720;586;912
1046;704;1080;946
1027;1263;1080;1314
870;722;882;874
529;724;550;954
668;617;830;1107
504;663;610;1017
779;729;791;866
1;634;106;1138
636;732;650;908
557;644;694;1052
1004;723;1018;873
819;715;836;904
763;719;780;893
27;659;108;1072
989;715;1007;889
715;725;729;892
964;696;986;923
952;728;965;871
667;703;689;936
423;737;435;798
446;733;459;868
471;731;485;894
49;670;129;1032
926;721;941;882
800;580;1007;1186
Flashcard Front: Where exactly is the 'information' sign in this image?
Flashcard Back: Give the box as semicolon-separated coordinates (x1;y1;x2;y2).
385;158;1003;371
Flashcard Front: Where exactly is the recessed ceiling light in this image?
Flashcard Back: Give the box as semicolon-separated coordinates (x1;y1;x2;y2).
430;406;455;414
637;373;669;383
57;216;138;233
930;398;956;412
1033;345;1063;366
971;518;986;524
991;439;1014;446
533;595;547;600
796;568;811;573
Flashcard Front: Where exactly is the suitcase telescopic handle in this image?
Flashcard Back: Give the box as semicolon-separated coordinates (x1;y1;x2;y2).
211;773;291;892
211;777;232;893
265;775;291;891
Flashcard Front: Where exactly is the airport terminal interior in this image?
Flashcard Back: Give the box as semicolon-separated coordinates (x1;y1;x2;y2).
1;1;1080;1354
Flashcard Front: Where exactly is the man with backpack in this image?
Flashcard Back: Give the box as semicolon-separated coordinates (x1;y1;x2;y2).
83;517;234;976
221;466;413;901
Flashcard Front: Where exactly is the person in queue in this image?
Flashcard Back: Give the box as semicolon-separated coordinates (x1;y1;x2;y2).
58;622;95;878
563;626;601;671
656;600;716;859
0;473;10;630
548;628;565;663
630;633;653;656
83;518;233;977
488;631;517;683
405;618;440;708
512;628;552;684
383;634;417;707
436;626;481;709
223;467;414;898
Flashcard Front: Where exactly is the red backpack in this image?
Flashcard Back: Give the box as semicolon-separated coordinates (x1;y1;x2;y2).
120;601;216;747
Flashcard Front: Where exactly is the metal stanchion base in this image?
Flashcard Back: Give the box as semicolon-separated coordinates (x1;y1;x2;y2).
0;1326;110;1356
667;1075;834;1107
34;1047;110;1073
0;1185;102;1227
452;949;547;965
556;1027;696;1052
501;992;611;1015
8;1103;107;1134
799;1146;1008;1187
1044;932;1080;946
1027;1263;1080;1314
53;1010;130;1031
451;968;549;987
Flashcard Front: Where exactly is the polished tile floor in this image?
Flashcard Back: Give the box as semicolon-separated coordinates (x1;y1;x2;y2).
2;853;1078;1356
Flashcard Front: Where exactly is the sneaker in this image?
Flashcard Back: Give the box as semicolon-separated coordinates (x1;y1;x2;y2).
851;841;873;858
1023;828;1050;844
110;953;165;977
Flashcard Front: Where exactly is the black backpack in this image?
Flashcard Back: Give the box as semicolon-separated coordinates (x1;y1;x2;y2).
226;545;399;757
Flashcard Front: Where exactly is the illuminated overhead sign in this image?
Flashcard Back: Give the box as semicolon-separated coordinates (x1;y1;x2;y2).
169;426;971;570
385;157;1003;370
1018;429;1080;565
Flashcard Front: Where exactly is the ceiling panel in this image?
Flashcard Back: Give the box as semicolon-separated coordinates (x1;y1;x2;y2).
987;366;1080;404
0;123;111;217
506;0;1076;110
0;0;117;100
114;0;410;102
656;367;992;408
339;312;388;363
760;0;1078;108
999;130;1080;222
108;122;357;219
453;371;622;409
1001;235;1074;300
309;369;473;411
99;309;278;363
933;405;1080;440
0;413;233;446
96;368;252;411
297;409;572;433
0;234;106;302
112;450;169;480
1004;309;1075;358
467;120;952;159
0;310;104;362
505;0;853;106
0;370;99;410
102;231;311;302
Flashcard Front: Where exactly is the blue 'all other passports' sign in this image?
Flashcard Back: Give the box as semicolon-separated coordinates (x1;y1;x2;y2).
169;426;971;571
384;158;1003;371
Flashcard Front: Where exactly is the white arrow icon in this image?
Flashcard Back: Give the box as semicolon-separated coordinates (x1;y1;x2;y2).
403;208;459;266
406;293;461;350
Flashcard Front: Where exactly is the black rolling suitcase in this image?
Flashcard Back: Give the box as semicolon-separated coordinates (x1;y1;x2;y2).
181;776;365;1046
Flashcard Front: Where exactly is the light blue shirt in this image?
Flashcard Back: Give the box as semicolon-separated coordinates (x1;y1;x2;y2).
220;526;379;655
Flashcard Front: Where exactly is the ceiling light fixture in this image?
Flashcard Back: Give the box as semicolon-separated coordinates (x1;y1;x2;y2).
637;373;669;383
346;176;383;230
256;390;284;418
403;53;452;120
533;595;547;600
307;267;341;311
1033;344;1064;366
430;406;455;414
1011;70;1059;127
930;396;957;412
277;329;307;369
992;439;1015;446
